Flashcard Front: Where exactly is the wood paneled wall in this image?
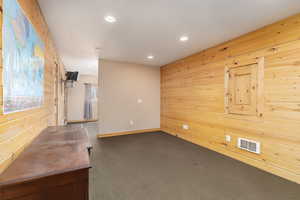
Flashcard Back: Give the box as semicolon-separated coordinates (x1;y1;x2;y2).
161;13;300;183
0;0;65;174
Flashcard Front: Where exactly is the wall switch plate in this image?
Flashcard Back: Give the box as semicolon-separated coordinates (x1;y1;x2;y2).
137;99;143;104
182;124;189;130
129;120;134;126
225;135;231;142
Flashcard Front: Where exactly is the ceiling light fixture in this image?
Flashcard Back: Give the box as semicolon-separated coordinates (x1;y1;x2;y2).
180;35;189;42
105;15;117;23
147;55;154;59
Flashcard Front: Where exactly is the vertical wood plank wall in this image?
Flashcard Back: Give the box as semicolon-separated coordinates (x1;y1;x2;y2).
0;0;65;174
161;14;300;184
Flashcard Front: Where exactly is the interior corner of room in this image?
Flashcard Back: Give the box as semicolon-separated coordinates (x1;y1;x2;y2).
0;0;300;199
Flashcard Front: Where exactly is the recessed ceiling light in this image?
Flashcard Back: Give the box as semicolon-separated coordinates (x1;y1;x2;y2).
105;15;116;23
180;36;189;42
147;55;154;59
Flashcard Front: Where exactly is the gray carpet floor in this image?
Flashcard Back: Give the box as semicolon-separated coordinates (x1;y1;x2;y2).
79;122;300;200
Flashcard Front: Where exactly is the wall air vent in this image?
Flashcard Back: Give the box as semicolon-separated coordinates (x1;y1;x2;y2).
237;138;261;154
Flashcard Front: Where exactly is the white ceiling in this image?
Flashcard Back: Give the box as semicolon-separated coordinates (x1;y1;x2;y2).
38;0;300;74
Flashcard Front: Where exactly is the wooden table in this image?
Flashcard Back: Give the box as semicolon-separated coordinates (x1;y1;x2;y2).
0;126;92;200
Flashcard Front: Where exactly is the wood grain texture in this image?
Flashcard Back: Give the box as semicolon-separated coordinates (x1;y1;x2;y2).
0;168;89;200
0;126;91;187
161;13;300;184
98;128;161;138
225;57;264;117
0;0;65;174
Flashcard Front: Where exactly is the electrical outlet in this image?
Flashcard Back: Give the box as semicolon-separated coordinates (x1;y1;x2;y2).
182;124;189;130
129;120;134;126
225;135;231;142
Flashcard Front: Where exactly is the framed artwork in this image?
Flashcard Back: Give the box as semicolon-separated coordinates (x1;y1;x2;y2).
2;0;45;114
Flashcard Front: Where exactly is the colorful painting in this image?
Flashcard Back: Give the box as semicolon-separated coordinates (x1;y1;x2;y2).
3;0;45;114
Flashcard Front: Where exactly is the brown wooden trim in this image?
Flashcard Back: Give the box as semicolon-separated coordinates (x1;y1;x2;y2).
98;128;161;138
67;119;98;124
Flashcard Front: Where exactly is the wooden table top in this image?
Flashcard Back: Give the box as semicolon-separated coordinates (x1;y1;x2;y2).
0;126;92;187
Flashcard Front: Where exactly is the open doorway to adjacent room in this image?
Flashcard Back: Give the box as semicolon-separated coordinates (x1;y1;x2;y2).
66;71;98;124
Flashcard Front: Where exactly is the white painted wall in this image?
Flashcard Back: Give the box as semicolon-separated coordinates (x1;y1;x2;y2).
98;60;160;134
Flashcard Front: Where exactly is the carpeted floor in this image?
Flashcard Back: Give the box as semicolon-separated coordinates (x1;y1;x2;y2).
80;122;300;200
